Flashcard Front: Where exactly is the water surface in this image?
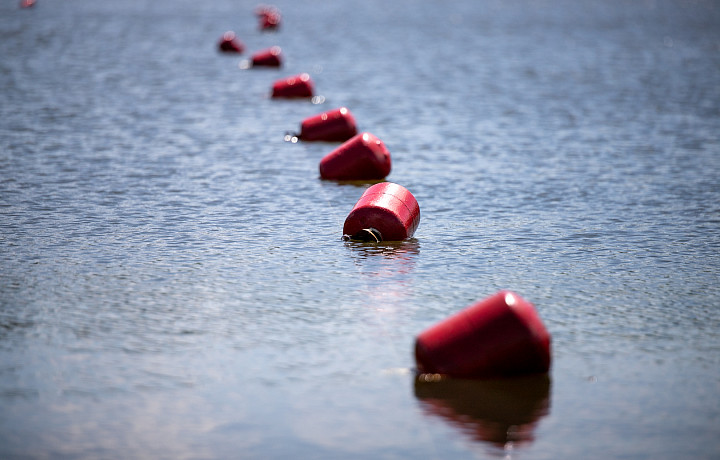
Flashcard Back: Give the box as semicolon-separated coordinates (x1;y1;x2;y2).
1;0;719;458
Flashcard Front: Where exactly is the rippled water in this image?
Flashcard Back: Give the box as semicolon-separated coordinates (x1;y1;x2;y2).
1;0;719;458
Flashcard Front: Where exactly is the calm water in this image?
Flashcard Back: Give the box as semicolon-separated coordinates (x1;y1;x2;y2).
1;0;719;458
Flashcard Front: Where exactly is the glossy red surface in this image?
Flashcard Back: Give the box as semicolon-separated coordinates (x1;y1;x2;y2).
300;107;357;142
258;9;281;30
342;182;420;241
415;291;551;378
271;73;314;98
218;31;244;53
251;46;282;67
319;132;391;180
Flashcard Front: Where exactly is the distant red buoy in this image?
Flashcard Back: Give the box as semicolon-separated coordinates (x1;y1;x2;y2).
271;73;314;98
319;132;391;181
20;0;36;7
251;46;282;67
218;31;244;53
256;5;281;30
415;291;552;378
298;107;357;142
260;12;281;30
343;182;420;242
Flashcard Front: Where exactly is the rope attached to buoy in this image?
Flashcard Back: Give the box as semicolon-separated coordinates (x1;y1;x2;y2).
346;227;383;243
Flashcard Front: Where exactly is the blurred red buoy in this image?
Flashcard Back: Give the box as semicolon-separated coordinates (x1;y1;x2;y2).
298;107;357;142
260;12;281;30
415;291;552;378
256;5;281;30
251;46;282;67
271;73;314;98
218;31;244;53
343;182;420;242
319;132;391;181
20;0;36;7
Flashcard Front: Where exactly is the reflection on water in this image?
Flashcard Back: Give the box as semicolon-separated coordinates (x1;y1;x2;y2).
414;374;551;453
344;239;420;310
343;238;420;261
2;0;719;457
344;239;420;280
327;178;387;187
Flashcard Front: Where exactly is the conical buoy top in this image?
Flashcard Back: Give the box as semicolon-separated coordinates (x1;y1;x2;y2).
319;132;391;180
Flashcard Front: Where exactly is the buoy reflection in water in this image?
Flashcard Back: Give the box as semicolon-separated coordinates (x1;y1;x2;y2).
414;374;551;452
344;239;420;310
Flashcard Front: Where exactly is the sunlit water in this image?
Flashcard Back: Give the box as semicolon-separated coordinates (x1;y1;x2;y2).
1;0;719;458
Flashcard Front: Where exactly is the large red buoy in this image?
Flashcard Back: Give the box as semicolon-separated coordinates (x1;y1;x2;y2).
218;31;244;53
251;46;282;67
319;132;391;180
271;73;314;98
343;182;420;242
20;0;36;8
415;291;552;378
298;107;357;142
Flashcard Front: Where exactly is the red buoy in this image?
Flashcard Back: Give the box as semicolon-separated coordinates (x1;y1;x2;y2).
257;6;281;31
218;31;244;53
343;182;420;241
261;13;281;30
298;107;357;142
251;46;282;67
319;132;391;181
415;291;552;378
271;73;314;99
20;0;36;7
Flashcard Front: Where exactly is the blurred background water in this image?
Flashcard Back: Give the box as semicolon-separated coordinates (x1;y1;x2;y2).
1;0;719;458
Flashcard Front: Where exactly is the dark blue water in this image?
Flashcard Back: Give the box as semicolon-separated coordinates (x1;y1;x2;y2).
1;0;719;458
